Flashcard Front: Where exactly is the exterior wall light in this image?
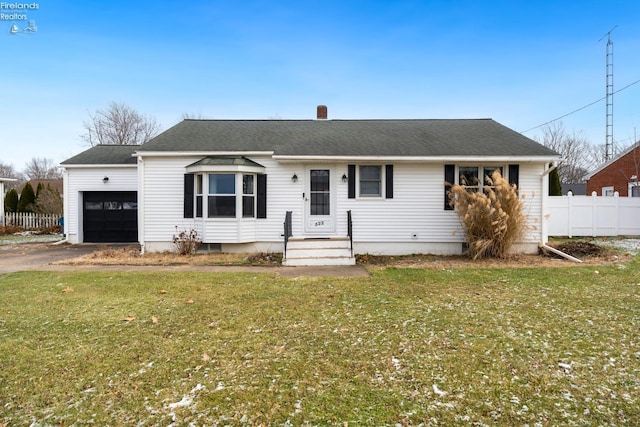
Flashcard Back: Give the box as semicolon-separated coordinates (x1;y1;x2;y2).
341;174;348;183
291;173;298;182
103;176;109;183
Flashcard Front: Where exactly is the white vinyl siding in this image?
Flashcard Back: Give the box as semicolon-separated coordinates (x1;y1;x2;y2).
62;166;138;243
141;156;299;246
138;157;546;254
342;163;463;243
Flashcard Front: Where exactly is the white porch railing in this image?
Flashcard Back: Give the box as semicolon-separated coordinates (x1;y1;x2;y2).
548;192;640;237
1;212;61;230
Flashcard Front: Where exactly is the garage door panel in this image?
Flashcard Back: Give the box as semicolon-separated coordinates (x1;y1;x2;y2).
83;191;138;243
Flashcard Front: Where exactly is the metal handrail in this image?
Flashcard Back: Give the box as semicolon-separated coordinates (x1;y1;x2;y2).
347;210;353;257
283;211;292;258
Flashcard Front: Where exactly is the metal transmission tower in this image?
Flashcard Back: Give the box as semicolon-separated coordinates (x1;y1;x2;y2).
600;26;617;161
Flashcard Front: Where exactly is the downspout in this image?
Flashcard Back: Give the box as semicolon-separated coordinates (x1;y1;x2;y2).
540;162;558;246
54;169;69;245
539;161;582;262
138;157;145;255
538;243;582;263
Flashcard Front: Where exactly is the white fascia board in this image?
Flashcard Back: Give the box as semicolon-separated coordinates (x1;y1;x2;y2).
135;151;274;158
60;164;137;169
0;177;17;182
272;155;560;163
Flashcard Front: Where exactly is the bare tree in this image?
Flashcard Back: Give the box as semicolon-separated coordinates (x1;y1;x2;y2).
82;102;161;146
536;122;593;183
24;157;61;180
0;162;24;189
0;162;18;179
588;143;608;167
181;112;206;120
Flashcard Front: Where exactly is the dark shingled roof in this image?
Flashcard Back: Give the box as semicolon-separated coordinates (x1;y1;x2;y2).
187;156;264;168
61;145;139;165
138;119;558;157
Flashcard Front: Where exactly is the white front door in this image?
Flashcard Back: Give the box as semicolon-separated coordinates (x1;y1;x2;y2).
304;167;336;234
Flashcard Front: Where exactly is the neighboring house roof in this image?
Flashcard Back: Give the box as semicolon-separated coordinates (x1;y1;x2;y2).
61;144;139;166
562;183;586;195
136;119;558;159
584;143;640;180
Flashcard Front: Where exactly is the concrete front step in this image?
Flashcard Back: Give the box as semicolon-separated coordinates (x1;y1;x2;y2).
283;256;355;266
283;237;355;266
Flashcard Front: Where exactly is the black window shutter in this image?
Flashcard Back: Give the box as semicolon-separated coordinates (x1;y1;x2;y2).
257;174;267;218
348;164;356;199
444;164;455;210
508;164;519;188
183;173;194;218
385;164;394;199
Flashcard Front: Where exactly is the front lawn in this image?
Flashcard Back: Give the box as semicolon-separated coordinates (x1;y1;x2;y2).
1;262;639;425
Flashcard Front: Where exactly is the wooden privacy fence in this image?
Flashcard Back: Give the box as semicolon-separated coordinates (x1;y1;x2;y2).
1;212;61;229
548;192;640;237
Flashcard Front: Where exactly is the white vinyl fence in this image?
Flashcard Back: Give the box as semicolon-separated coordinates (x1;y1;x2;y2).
548;192;640;237
1;212;61;230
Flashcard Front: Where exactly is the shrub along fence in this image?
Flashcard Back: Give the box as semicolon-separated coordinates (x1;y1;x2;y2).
548;192;640;237
1;212;61;230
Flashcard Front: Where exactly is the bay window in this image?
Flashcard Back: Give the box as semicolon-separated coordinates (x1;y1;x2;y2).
184;157;266;220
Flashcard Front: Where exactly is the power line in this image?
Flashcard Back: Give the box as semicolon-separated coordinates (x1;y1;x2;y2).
520;77;640;134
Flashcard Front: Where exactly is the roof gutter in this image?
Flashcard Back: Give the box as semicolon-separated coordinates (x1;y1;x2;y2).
272;155;560;163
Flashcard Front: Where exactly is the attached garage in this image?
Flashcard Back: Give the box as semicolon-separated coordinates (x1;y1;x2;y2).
83;191;138;242
61;144;140;245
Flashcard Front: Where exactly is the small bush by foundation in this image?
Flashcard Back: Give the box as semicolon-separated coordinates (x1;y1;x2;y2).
172;227;202;255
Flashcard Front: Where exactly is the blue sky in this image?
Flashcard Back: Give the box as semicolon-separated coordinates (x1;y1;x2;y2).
1;0;639;172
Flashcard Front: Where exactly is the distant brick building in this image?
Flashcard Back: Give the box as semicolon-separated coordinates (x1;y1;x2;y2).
586;144;640;197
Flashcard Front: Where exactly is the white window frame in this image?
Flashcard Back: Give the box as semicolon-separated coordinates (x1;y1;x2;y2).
358;165;383;197
458;165;504;192
195;174;203;218
207;173;237;218
197;173;258;219
602;186;614;197
242;174;255;218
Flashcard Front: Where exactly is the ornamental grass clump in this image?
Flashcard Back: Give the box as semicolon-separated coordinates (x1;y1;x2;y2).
449;169;525;259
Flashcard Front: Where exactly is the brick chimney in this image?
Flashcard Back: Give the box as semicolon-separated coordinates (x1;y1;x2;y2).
317;105;328;120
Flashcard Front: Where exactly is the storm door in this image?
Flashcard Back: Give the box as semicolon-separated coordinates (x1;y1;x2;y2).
304;167;336;234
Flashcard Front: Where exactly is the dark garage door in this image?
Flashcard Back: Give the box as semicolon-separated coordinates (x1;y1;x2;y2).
83;191;138;243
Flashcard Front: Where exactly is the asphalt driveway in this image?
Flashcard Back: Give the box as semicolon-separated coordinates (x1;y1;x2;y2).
0;243;110;274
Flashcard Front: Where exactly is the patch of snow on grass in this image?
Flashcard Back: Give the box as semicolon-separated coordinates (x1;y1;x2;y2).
168;396;193;410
